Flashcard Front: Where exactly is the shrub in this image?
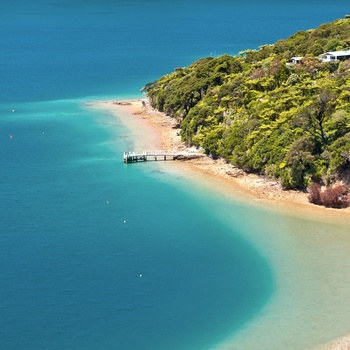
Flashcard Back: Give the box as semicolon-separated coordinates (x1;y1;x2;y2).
308;182;322;205
286;73;300;86
320;184;349;208
308;182;350;208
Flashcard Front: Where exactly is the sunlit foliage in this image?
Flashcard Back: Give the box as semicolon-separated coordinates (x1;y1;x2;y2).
143;18;350;193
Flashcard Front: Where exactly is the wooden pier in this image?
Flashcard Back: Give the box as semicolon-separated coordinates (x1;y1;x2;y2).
123;150;206;163
123;151;176;163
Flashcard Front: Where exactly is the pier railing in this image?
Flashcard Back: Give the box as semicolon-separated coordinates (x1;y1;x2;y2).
123;150;205;163
123;151;176;163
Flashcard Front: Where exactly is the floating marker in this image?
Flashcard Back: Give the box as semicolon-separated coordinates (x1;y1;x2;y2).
123;220;127;224
9;135;13;139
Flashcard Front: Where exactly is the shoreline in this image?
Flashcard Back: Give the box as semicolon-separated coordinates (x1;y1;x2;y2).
94;98;350;224
90;98;350;350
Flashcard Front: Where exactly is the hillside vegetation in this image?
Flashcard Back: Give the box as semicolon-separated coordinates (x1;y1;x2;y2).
143;18;350;198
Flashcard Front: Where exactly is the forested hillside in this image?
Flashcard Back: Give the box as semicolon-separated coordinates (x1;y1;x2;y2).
142;18;350;200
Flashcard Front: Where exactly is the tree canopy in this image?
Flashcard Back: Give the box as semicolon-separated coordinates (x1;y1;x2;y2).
143;18;350;190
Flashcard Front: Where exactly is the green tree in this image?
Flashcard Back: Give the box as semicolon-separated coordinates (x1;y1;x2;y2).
282;136;316;189
295;89;337;148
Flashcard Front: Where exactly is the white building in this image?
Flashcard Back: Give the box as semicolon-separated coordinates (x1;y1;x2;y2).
291;56;303;64
319;50;350;62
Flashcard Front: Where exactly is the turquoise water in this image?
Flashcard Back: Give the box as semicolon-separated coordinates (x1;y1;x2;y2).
0;100;272;349
1;1;349;349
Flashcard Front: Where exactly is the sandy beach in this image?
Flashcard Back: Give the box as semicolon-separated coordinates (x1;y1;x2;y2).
90;98;350;350
94;98;350;223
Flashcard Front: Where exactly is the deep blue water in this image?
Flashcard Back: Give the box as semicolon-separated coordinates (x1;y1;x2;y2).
1;1;349;349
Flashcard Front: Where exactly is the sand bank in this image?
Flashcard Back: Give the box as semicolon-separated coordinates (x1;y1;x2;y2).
93;98;350;224
90;98;350;350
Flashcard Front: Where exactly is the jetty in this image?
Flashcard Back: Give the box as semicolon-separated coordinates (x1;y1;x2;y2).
123;150;205;163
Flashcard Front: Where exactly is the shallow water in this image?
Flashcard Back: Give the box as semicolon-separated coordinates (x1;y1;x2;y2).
0;101;274;349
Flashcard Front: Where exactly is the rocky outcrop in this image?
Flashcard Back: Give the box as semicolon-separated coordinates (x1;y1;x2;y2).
173;154;206;161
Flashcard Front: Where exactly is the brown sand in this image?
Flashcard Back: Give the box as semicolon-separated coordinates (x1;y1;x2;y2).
318;336;350;350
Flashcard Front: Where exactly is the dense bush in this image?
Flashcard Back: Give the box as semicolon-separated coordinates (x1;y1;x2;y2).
308;183;349;208
143;18;350;194
320;184;349;208
308;183;323;205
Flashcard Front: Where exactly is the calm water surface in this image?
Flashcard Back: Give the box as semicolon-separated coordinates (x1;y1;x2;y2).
1;1;349;349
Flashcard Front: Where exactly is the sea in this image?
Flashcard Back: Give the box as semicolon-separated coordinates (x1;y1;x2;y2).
1;1;350;350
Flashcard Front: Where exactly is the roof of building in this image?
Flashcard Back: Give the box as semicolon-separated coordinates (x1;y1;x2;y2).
320;50;350;57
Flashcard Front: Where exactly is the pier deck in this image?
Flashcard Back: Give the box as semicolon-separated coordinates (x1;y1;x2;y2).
123;150;205;163
123;151;176;163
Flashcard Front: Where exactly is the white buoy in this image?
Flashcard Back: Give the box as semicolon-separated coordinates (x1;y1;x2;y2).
139;274;142;278
123;220;127;224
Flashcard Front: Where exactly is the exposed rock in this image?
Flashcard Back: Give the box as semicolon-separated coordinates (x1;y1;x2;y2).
113;101;132;106
226;170;245;178
174;154;206;161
